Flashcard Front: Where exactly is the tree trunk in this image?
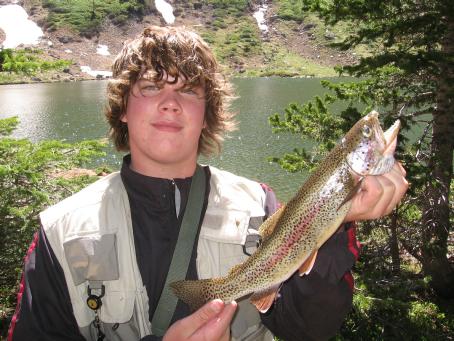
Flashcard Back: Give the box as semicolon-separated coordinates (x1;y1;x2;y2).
389;210;401;274
421;18;454;298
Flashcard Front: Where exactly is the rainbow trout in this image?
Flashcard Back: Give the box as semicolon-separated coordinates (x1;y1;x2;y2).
171;111;400;313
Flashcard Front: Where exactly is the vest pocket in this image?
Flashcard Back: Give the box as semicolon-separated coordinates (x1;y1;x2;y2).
99;290;136;323
64;234;119;285
200;209;250;244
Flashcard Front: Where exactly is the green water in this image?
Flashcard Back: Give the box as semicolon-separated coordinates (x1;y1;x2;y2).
0;78;345;201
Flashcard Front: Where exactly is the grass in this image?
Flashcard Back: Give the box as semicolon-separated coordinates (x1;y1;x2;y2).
255;43;336;77
199;14;263;71
0;49;72;84
43;0;145;37
199;6;337;77
275;0;305;22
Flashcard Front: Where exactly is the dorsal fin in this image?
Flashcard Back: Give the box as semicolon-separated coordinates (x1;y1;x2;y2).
258;205;286;241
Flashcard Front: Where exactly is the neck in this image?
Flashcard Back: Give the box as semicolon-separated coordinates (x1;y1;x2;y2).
128;156;198;179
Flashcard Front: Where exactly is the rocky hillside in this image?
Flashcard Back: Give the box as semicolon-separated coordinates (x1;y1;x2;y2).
1;0;359;82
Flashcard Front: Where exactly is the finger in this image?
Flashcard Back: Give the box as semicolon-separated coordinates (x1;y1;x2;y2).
388;161;406;178
198;301;237;341
395;161;407;177
351;175;393;221
382;175;400;216
356;176;383;211
381;164;409;213
365;175;396;219
192;299;225;330
173;299;224;339
217;301;238;341
343;176;380;222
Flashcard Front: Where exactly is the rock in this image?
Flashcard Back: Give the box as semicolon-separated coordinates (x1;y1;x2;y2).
302;24;316;31
268;15;278;23
193;2;203;10
63;68;71;74
324;30;336;40
50;168;97;179
58;36;73;44
0;28;5;46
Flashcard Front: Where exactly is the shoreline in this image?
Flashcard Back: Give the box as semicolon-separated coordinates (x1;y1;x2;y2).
0;70;335;86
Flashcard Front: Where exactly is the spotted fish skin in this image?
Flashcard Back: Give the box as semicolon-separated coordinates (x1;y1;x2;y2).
171;111;401;312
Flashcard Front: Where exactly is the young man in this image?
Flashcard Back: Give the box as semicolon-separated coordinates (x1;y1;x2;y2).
8;26;408;341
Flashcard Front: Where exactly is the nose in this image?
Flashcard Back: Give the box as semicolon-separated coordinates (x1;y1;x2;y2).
158;91;182;115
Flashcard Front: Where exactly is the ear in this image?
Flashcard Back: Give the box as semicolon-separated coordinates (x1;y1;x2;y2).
120;114;127;123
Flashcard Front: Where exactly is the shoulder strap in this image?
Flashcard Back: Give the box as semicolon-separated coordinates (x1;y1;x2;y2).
151;165;206;336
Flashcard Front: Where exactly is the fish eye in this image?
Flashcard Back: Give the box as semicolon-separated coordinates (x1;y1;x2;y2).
362;125;372;137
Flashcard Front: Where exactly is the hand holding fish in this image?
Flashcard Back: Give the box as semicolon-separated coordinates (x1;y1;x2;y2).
171;111;407;314
343;161;408;222
163;299;237;341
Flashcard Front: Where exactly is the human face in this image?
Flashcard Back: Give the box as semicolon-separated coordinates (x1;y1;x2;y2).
121;74;206;178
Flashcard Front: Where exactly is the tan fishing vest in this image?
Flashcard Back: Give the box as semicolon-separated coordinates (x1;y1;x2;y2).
40;166;274;341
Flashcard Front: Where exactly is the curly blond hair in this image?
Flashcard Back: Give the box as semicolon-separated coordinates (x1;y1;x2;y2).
105;25;235;156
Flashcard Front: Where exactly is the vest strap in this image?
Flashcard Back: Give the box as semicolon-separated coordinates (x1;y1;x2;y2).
151;165;206;336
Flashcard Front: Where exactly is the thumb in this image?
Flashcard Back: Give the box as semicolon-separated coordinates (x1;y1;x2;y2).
164;300;225;340
182;299;225;332
193;299;225;326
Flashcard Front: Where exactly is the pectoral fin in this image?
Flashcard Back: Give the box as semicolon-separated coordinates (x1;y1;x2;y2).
250;285;280;313
337;178;363;211
298;249;318;276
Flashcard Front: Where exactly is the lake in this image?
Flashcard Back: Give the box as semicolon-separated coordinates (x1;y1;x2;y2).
0;78;346;201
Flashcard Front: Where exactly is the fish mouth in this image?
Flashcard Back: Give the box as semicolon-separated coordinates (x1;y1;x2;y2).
382;119;401;155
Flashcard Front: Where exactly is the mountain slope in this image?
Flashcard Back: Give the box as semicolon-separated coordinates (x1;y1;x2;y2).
5;0;359;81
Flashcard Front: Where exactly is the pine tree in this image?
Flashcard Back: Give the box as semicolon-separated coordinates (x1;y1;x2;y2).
271;0;453;297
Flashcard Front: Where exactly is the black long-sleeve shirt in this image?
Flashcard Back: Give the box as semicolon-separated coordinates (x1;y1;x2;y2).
8;156;360;341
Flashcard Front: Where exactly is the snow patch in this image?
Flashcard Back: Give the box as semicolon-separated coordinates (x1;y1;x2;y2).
155;0;175;24
253;3;268;33
96;44;110;56
0;4;44;48
80;66;112;78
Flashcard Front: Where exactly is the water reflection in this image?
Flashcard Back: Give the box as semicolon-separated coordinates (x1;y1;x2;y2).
0;78;340;201
0;81;108;142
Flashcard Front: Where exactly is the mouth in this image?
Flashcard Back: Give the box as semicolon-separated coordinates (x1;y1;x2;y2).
152;121;183;133
382;119;401;155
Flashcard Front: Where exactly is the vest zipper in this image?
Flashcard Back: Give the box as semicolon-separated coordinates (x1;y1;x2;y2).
172;180;181;218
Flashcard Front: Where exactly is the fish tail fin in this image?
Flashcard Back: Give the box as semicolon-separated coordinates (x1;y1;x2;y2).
170;279;213;311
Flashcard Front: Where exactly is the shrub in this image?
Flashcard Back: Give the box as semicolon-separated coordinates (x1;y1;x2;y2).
0;49;71;75
0;117;107;334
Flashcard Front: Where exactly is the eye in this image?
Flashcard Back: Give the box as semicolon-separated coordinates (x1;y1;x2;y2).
180;87;197;95
136;79;160;97
180;86;205;99
140;84;159;96
362;125;372;137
